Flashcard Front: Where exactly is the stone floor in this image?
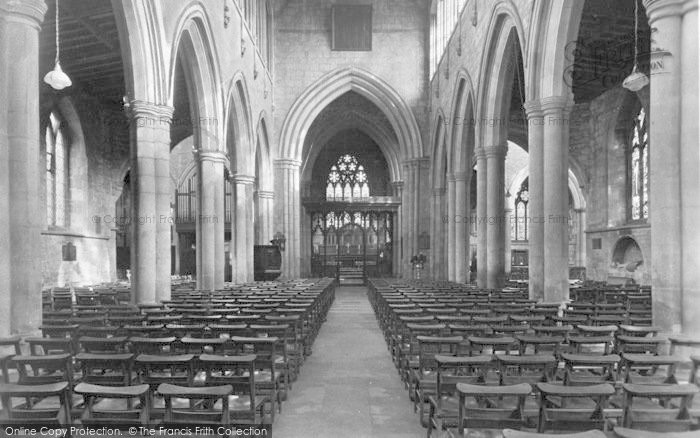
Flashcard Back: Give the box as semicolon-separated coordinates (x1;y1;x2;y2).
274;286;425;438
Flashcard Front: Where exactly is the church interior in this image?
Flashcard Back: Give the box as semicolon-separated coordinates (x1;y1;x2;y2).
0;0;699;436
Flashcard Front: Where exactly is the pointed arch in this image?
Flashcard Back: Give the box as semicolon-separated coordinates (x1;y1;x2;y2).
255;113;273;192
168;5;223;151
112;0;169;104
526;0;584;100
225;74;255;173
449;70;477;175
430;109;448;189
279;67;424;165
476;9;526;147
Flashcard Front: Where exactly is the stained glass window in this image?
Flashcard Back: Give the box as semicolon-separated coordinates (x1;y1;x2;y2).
326;154;370;201
630;107;649;221
46;112;68;228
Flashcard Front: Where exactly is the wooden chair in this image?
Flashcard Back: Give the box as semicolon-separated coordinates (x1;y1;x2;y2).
11;354;74;386
411;335;462;425
0;382;72;425
614;426;700;438
0;336;22;383
158;382;232;425
619;353;683;384
75;353;134;386
621;383;699;432
561;353;620;385
455;382;532;436
129;336;177;355
198;353;270;430
496;354;558;386
79;336;128;354
230;336;281;419
569;325;618;355
25;337;75;356
536;382;616;433
426;354;493;437
503;430;606;438
74;382;150;425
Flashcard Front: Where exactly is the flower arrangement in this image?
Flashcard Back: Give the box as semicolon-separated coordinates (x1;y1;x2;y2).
410;253;426;268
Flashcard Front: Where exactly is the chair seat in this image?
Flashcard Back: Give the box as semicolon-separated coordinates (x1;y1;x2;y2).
0;382;69;397
622;354;682;365
537;382;615;397
622;383;699;397
503;429;606;438
74;382;149;398
157;383;231;398
614;426;700;438
214;394;266;411
135;354;194;364
561;353;621;364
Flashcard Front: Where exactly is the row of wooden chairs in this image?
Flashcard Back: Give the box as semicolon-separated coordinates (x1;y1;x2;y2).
2;278;337;431
368;278;699;437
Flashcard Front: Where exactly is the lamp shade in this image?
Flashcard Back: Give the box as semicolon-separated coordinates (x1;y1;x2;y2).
44;61;72;90
622;68;649;92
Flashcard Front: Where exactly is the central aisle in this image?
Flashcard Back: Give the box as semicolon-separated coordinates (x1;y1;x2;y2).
274;286;424;438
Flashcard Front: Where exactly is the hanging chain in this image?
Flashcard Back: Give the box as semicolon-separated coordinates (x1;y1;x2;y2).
633;0;639;69
55;0;61;64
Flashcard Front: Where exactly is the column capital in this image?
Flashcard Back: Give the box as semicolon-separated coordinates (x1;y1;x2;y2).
483;144;508;158
447;173;456;182
540;96;574;115
0;0;47;28
257;190;275;199
523;99;544;118
391;181;405;189
232;174;256;185
127;100;174;120
453;171;469;181
274;158;302;169
197;150;227;164
643;0;686;21
474;148;488;160
404;157;431;168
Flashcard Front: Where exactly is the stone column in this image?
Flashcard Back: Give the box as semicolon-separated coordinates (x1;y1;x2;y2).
197;151;225;291
432;187;447;280
232;175;255;284
0;0;46;335
454;172;470;283
392;181;404;277
541;96;572;303
642;0;684;332
524;100;545;301
152;106;173;301
475;148;488;288
274;159;301;279
447;174;456;281
504;202;512;277
258;190;275;244
128;102;173;304
679;0;699;334
485;145;507;289
214;169;225;289
245;182;255;282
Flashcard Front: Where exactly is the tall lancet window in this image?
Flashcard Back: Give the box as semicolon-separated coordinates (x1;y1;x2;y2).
326;154;370;201
512;178;529;241
46;112;69;228
629;107;649;221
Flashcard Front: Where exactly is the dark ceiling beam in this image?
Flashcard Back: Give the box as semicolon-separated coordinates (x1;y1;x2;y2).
61;0;116;51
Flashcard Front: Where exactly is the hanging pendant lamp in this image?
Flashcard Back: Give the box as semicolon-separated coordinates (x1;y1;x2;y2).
622;0;648;92
44;0;72;90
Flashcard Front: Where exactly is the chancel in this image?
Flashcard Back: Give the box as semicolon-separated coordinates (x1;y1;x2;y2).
0;0;698;436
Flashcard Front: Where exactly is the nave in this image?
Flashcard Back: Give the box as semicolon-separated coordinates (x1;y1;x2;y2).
275;286;423;438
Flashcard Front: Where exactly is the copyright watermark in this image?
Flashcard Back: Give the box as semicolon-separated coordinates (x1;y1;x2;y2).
442;214;569;225
91;214;219;225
